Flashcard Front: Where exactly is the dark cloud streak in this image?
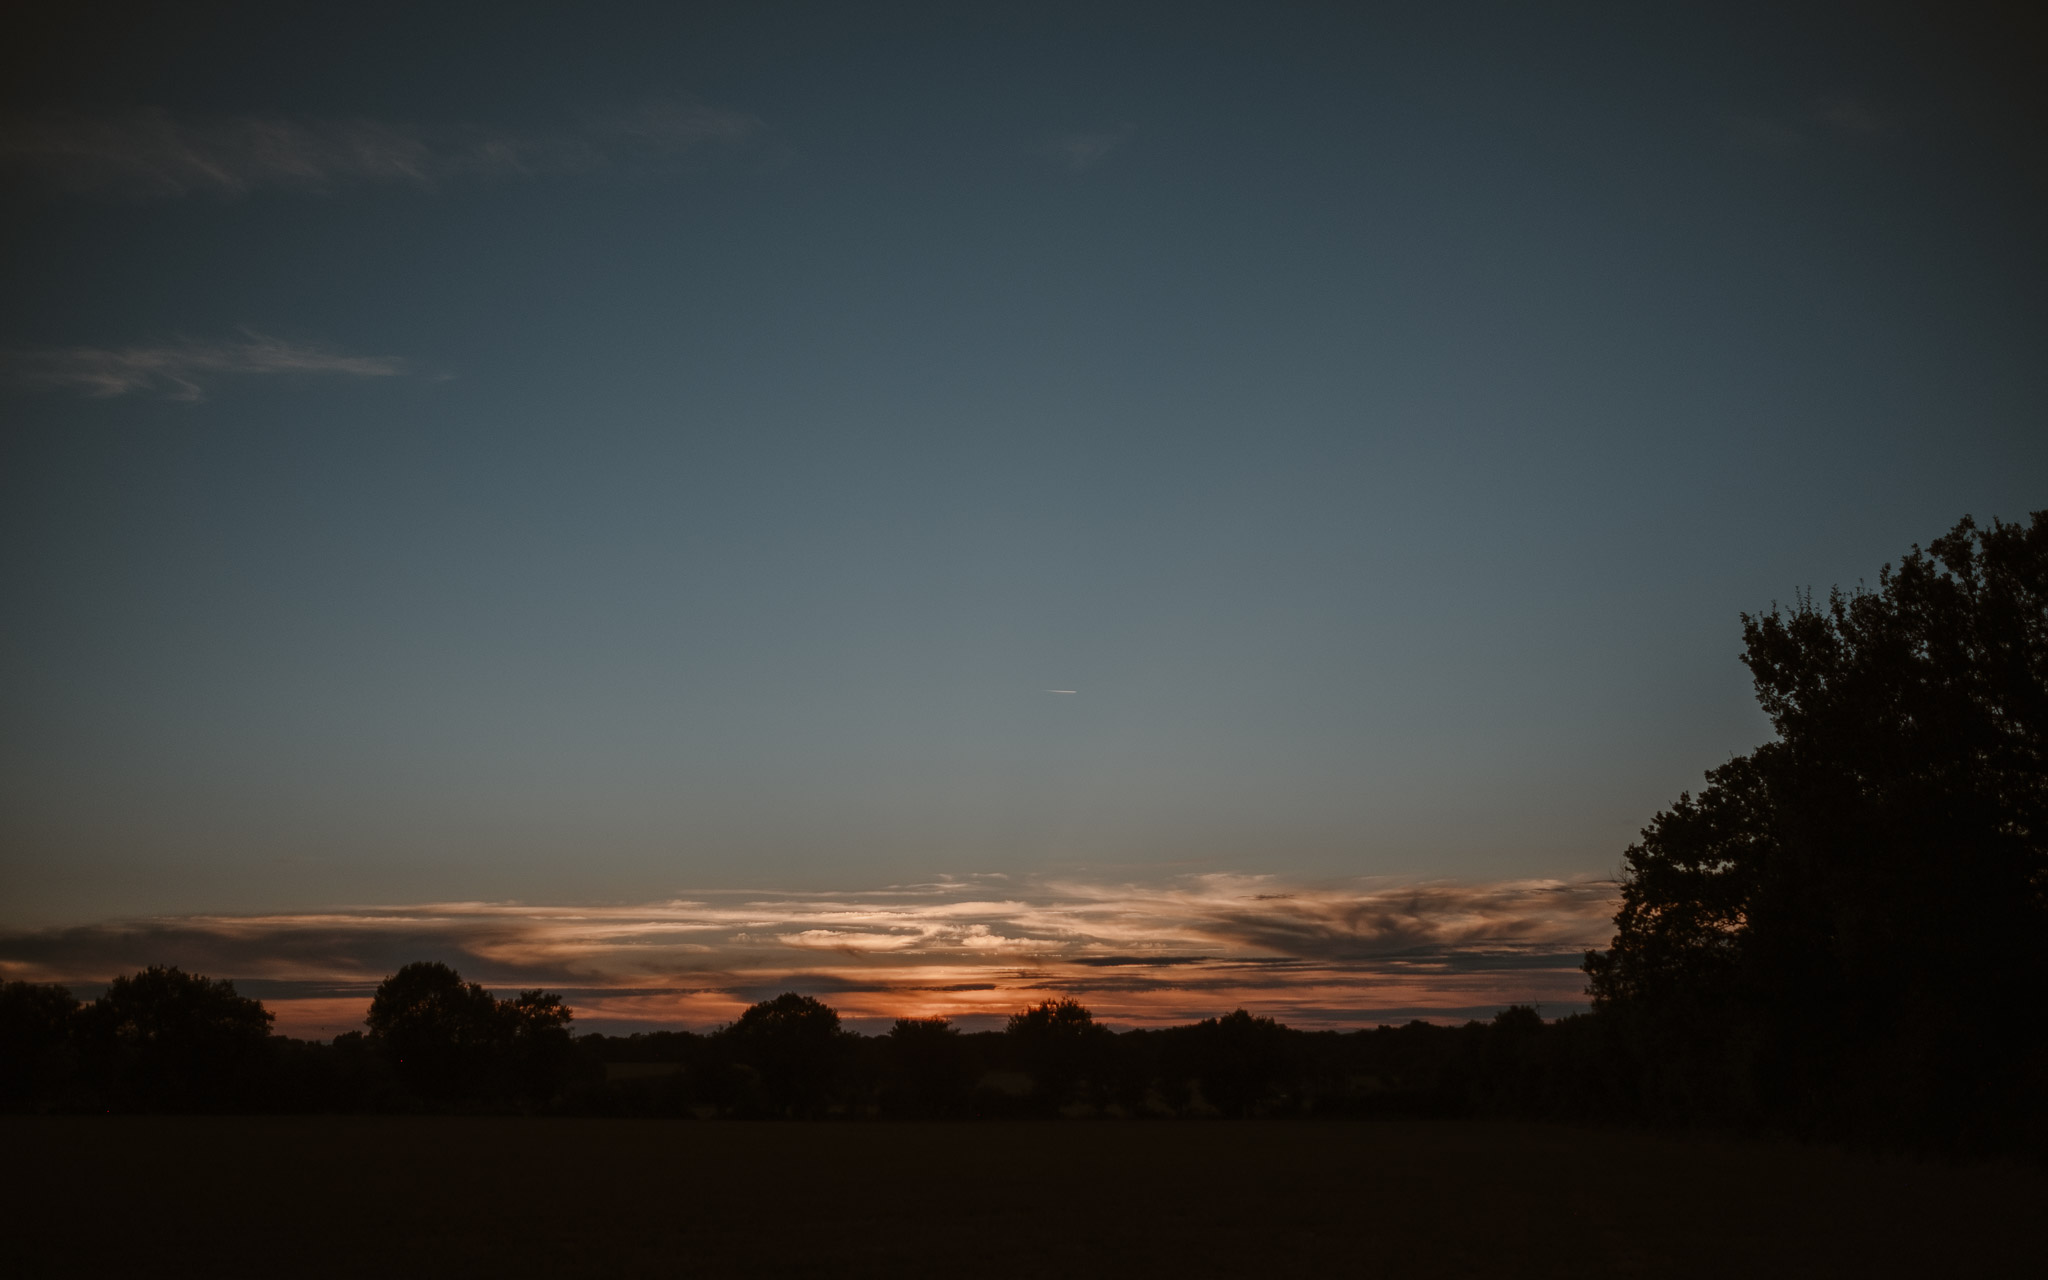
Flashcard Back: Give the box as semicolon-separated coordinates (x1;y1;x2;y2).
0;876;1616;1034
3;330;407;400
0;100;763;200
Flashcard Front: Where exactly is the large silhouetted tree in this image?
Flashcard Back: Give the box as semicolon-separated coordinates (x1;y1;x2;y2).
79;966;274;1111
1586;512;2048;1145
1179;1009;1291;1116
1006;998;1110;1105
366;962;510;1103
0;981;81;1111
720;992;846;1117
502;988;575;1101
881;1016;970;1116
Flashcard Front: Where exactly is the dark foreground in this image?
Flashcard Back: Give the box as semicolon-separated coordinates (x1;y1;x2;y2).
7;1118;2037;1278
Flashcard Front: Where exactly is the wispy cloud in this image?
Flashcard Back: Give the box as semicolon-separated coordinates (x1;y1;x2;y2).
1725;94;1887;156
4;330;408;400
1815;95;1883;134
1725;113;1807;156
0;874;1618;1037
1045;124;1135;173
0;100;763;199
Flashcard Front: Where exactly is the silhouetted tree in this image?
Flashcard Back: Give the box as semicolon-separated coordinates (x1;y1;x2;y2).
366;962;507;1103
1586;512;2048;1148
0;981;81;1111
79;966;273;1111
1006;998;1110;1106
503;988;576;1104
881;1016;971;1116
720;992;846;1117
1179;1009;1291;1116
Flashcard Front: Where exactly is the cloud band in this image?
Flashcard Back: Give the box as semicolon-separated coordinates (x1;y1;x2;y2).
1;102;763;200
0;874;1618;1038
4;330;408;400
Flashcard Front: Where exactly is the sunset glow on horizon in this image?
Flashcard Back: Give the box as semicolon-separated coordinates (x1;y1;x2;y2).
0;874;1617;1038
4;5;2041;1054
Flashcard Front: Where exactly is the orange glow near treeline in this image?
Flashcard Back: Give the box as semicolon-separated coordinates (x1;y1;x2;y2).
2;874;1618;1039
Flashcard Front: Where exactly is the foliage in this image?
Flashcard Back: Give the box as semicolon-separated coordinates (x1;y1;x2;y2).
1005;998;1111;1105
366;961;508;1102
0;981;82;1110
717;992;847;1117
78;966;275;1111
881;1016;970;1117
1586;512;2048;1149
21;510;2047;1164
0;970;1660;1126
503;988;576;1100
1172;1009;1293;1116
363;962;576;1106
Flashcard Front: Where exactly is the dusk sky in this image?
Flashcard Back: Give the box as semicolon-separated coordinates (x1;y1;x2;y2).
4;3;2043;1034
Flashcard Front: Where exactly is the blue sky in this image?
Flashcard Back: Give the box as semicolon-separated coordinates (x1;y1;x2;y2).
2;3;2043;1024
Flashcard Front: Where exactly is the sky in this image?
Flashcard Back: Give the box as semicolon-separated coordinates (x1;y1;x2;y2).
3;2;2044;1034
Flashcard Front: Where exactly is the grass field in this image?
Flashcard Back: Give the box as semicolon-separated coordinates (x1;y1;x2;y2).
6;1117;2038;1277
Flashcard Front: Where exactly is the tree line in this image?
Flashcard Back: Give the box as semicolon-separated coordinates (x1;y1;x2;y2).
3;513;2042;1156
1;962;1614;1120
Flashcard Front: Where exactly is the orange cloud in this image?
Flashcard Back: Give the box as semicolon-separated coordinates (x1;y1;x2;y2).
0;874;1618;1036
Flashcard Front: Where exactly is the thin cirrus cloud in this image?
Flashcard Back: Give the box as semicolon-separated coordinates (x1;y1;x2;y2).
1814;94;1883;134
0;100;764;199
1045;124;1135;172
1725;94;1887;156
0;874;1620;1038
4;330;409;401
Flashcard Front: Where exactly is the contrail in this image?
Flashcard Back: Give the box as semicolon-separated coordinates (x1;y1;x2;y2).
1046;689;1078;694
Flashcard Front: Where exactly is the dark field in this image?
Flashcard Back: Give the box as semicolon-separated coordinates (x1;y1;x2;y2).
6;1118;2039;1278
